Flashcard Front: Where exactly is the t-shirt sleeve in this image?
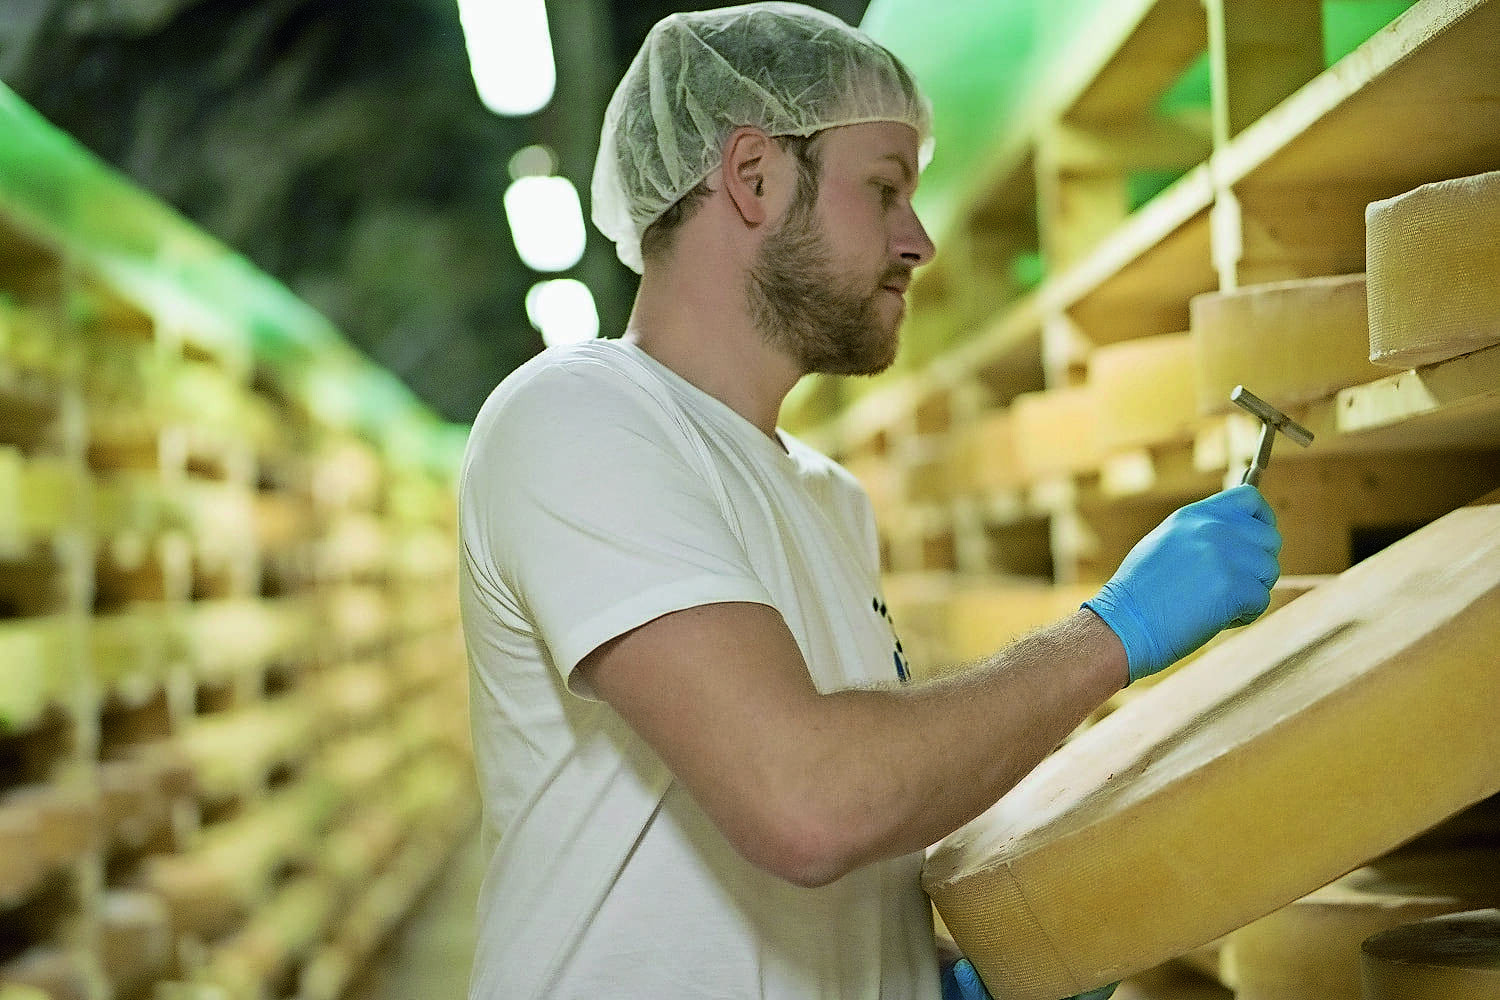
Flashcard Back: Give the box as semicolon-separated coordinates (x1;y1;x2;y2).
460;359;775;697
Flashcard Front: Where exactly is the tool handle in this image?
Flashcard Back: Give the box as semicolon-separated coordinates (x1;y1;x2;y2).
1242;422;1275;487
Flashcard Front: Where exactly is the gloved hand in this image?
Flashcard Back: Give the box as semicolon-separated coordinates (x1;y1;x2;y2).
941;958;1118;1000
1083;483;1281;683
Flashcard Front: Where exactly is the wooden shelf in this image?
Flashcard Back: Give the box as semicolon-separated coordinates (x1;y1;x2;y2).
1219;0;1500;191
1303;342;1500;454
1041;163;1216;344
1215;0;1500;283
0;88;470;1000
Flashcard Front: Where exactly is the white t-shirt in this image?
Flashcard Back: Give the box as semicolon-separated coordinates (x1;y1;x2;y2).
458;339;940;999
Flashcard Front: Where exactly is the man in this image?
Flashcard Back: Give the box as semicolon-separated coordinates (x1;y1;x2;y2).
458;4;1282;998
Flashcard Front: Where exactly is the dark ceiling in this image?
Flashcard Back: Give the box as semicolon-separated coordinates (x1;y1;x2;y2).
0;0;869;423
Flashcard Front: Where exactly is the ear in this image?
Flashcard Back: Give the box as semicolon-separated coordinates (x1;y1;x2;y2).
721;127;774;226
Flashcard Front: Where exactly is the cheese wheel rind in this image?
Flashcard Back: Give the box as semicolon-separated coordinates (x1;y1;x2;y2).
923;503;1500;1000
1225;849;1500;1000
1361;908;1500;998
1089;332;1199;452
1190;274;1378;415
1366;171;1500;368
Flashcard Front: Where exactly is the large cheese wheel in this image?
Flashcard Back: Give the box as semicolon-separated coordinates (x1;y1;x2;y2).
953;411;1023;495
1225;849;1500;999
1088;333;1199;453
1013;386;1100;480
923;501;1500;1000
1366;171;1500;368
1190;274;1380;415
1361;909;1500;998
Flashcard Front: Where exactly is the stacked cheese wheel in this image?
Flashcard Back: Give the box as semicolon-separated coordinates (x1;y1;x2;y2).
923;501;1500;1000
1362;908;1500;998
1224;849;1500;999
1366;171;1500;368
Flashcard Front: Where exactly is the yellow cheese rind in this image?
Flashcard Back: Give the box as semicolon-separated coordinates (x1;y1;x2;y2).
1224;849;1500;1000
1366;171;1500;368
1361;908;1500;998
1088;333;1199;453
1013;386;1100;480
1190;274;1379;415
922;503;1500;1000
951;412;1023;495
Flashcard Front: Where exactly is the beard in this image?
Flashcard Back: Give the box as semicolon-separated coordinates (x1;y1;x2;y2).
746;202;906;378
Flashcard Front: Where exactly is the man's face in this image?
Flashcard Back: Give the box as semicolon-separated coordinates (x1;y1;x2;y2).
747;121;934;377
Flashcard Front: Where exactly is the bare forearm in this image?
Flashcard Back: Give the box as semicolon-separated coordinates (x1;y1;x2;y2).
581;601;1126;889
794;609;1127;883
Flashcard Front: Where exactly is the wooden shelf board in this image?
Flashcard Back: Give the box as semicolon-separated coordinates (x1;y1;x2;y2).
1302;342;1500;454
1218;0;1500;191
1064;0;1208;126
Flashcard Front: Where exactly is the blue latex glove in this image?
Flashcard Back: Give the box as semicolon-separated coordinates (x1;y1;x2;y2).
1083;483;1281;683
941;958;1118;1000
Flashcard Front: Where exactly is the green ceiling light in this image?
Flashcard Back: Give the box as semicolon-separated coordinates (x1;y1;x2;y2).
504;173;586;272
457;0;556;116
525;278;598;348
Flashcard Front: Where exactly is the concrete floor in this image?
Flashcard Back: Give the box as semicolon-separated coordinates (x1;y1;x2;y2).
345;824;484;1000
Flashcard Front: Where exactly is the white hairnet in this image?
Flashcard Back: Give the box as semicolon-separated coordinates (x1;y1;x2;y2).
592;1;934;273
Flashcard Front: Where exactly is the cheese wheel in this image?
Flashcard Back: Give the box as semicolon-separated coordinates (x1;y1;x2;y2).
923;501;1500;1000
1190;274;1380;415
1361;909;1500;998
1013;386;1100;480
1089;333;1199;453
1225;849;1500;999
1366;171;1500;368
953;411;1023;495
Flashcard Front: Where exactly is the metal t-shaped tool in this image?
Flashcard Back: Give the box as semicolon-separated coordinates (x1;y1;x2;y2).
1230;385;1314;487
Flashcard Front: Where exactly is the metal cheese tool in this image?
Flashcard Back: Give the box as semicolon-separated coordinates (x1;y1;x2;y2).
1230;385;1314;487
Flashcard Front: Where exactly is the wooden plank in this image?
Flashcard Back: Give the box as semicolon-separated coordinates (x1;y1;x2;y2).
1100;440;1222;502
1044;166;1217;345
1217;0;1500;190
1207;0;1324;145
1282;342;1500;455
1054;0;1208;127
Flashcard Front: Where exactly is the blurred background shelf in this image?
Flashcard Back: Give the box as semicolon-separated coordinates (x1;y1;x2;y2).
0;63;473;1000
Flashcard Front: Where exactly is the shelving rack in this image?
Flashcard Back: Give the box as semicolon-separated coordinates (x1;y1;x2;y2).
791;1;1499;992
0;83;473;1000
788;0;1500;676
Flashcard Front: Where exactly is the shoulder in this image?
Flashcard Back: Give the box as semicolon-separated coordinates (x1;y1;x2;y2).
466;342;675;457
781;432;865;493
476;342;646;423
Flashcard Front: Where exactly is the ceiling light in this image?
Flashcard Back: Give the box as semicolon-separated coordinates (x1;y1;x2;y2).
456;0;556;116
504;174;586;272
525;279;599;348
508;144;558;180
